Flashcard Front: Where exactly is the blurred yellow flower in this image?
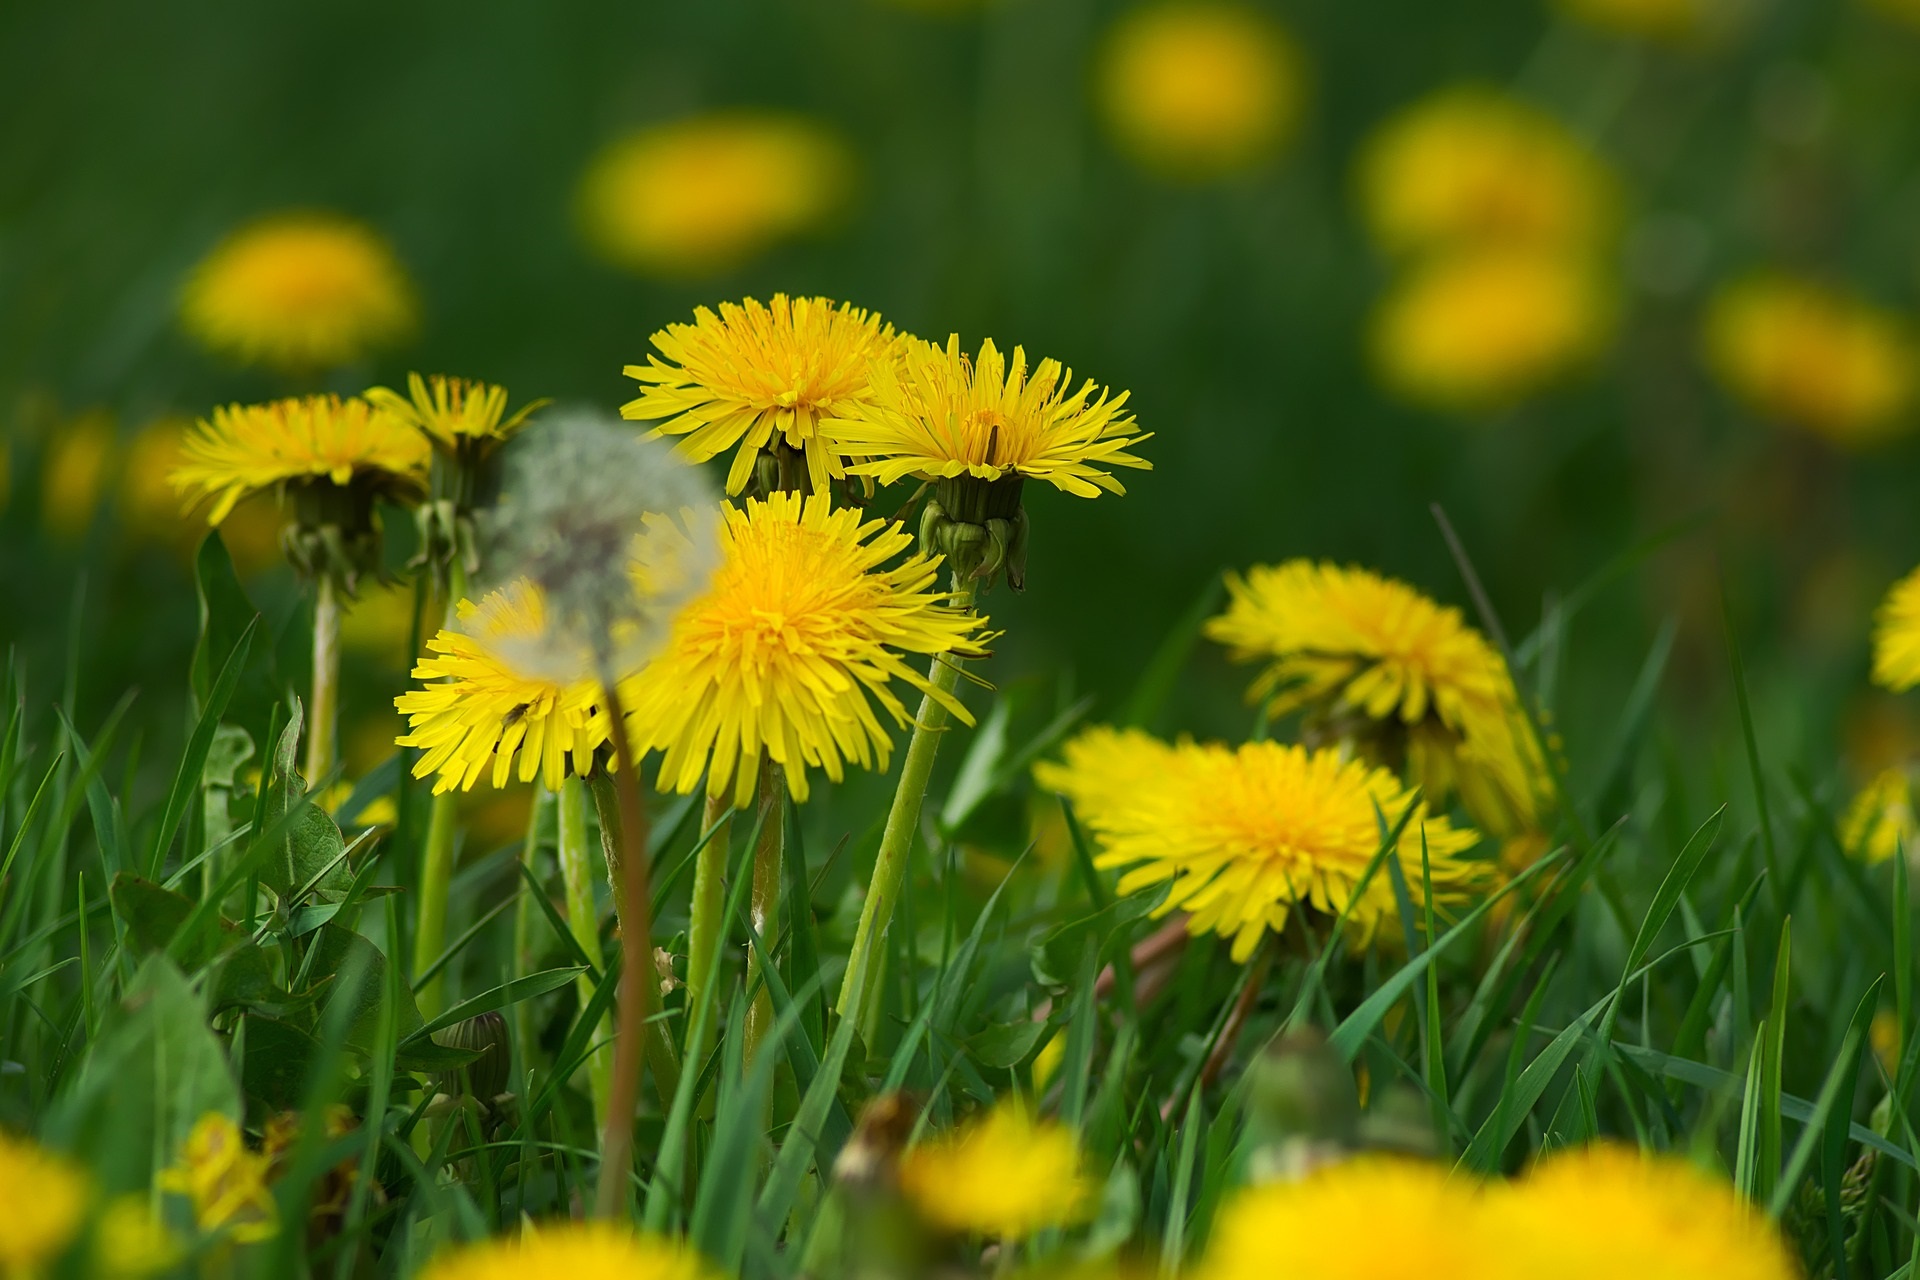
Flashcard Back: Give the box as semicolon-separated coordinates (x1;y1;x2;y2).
366;372;544;452
1875;565;1920;692
1704;274;1917;446
1555;0;1737;42
338;579;420;658
1873;1009;1903;1078
92;1196;181;1280
1359;89;1614;256
1841;766;1916;865
627;491;988;808
171;394;429;527
829;334;1151;496
1488;1143;1798;1280
1207;560;1550;836
396;582;609;793
1198;1158;1485;1280
897;1099;1093;1240
1372;247;1613;412
118;416;197;542
1095;2;1303;180
0;1129;90;1274
418;1223;716;1280
156;1112;278;1244
41;408;115;542
180;212;416;372
578;113;852;277
1036;728;1484;959
622;295;899;495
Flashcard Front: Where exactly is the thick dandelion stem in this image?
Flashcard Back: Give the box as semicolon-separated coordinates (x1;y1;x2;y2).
411;561;468;1021
304;573;342;785
511;783;551;1081
742;762;784;1071
835;579;977;1031
557;774;613;1131
586;684;654;1220
685;792;732;1077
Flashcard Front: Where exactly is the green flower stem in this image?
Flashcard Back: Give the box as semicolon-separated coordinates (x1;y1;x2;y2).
557;774;613;1130
685;792;732;1081
742;762;784;1071
304;572;341;785
511;783;551;1082
835;578;978;1031
411;559;468;1020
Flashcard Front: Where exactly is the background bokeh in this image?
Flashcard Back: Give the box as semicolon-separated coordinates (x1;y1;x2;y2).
6;0;1920;811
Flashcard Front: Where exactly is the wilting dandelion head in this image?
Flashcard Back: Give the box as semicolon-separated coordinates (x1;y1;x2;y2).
1487;1143;1799;1280
1841;766;1916;866
1703;273;1917;446
1874;565;1920;693
417;1222;717;1280
480;413;720;685
1198;1158;1486;1280
896;1099;1093;1241
156;1113;278;1244
1036;729;1485;959
1095;2;1304;180
622;295;900;495
1360;89;1614;256
0;1129;90;1274
1371;247;1613;413
577;114;852;278
180;212;415;372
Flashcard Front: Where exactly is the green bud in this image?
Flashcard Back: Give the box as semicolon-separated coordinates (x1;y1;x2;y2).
435;1010;511;1105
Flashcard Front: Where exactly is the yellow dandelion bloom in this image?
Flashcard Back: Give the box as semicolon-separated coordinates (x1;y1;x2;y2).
1095;2;1304;180
92;1196;182;1280
1206;559;1549;836
42;409;115;543
828;334;1150;497
1875;566;1920;692
897;1099;1093;1240
626;490;989;809
396;582;609;793
622;295;899;495
1372;247;1613;413
1036;728;1484;959
170;394;430;526
1198;1158;1486;1280
366;372;544;452
180;212;415;372
1841;766;1916;865
1488;1143;1798;1280
1704;273;1917;446
156;1113;278;1244
1359;89;1614;256
578;113;852;278
419;1223;717;1280
1556;0;1735;41
0;1129;90;1274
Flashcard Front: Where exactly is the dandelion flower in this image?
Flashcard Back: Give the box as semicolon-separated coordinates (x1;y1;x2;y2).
1842;767;1916;865
367;372;544;453
1036;729;1484;959
896;1099;1093;1240
0;1129;90;1274
578;114;852;277
397;581;610;793
1488;1143;1798;1280
1206;560;1549;835
156;1113;278;1244
1372;247;1613;412
1875;566;1920;692
180;212;415;372
418;1223;717;1280
1704;273;1917;446
1197;1158;1486;1280
622;295;899;495
1095;3;1304;180
42;409;114;543
1359;89;1614;256
626;490;988;809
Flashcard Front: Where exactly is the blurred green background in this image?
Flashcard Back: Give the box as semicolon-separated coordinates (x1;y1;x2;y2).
6;0;1920;808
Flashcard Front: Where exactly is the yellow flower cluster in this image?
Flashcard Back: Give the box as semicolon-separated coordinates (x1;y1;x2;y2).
896;1099;1094;1241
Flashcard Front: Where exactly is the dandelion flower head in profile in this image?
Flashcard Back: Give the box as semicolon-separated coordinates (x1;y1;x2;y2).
1874;565;1920;693
1704;273;1917;447
1198;1158;1487;1280
179;211;416;372
1372;246;1614;413
367;372;546;456
1036;728;1485;959
896;1099;1094;1241
626;490;989;809
1359;89;1614;257
480;413;720;685
396;581;611;794
578;113;852;278
156;1113;278;1244
622;295;899;496
1095;2;1304;180
0;1128;90;1274
1486;1143;1798;1280
1206;560;1549;835
1555;0;1743;42
418;1222;717;1280
1841;766;1916;866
